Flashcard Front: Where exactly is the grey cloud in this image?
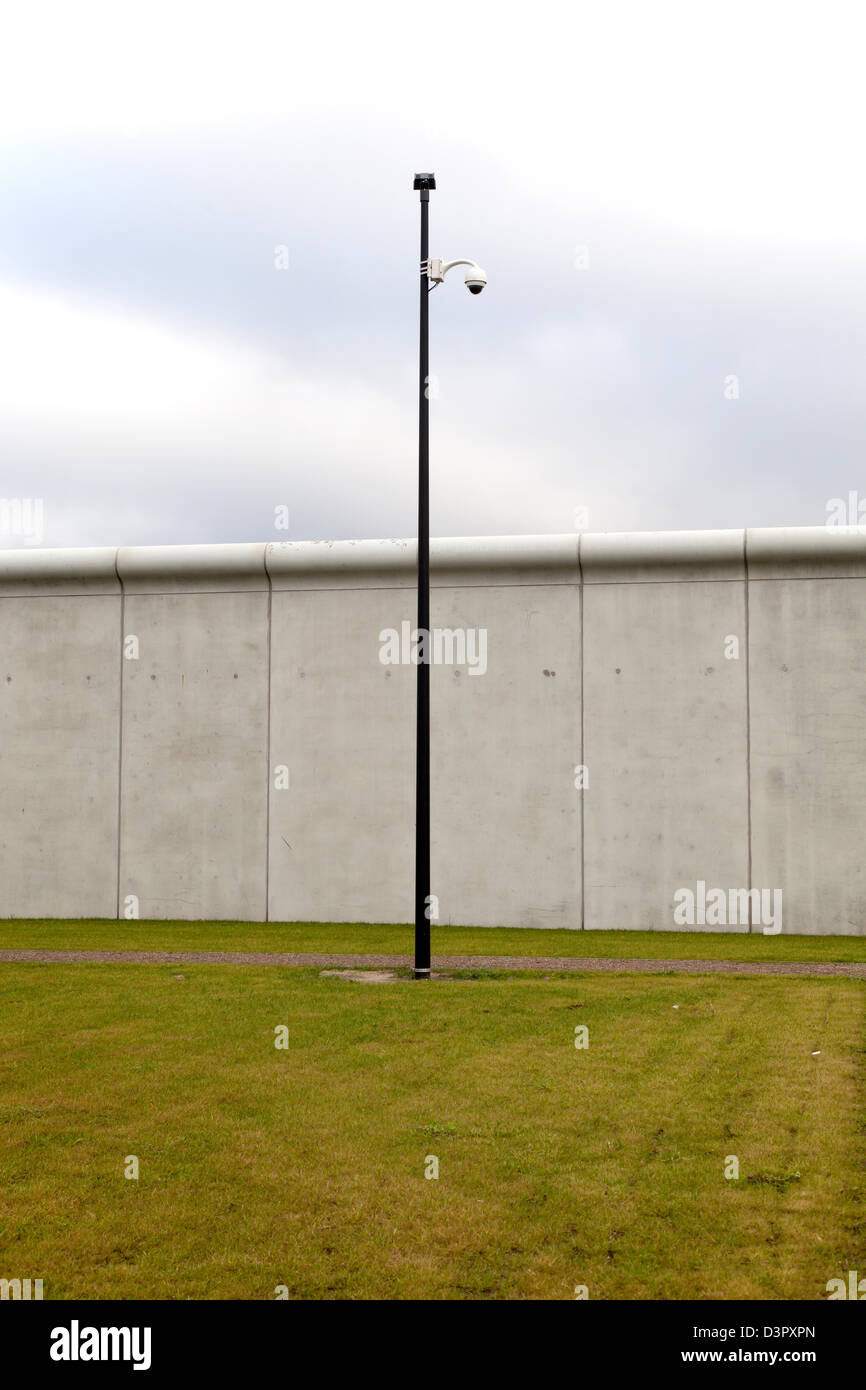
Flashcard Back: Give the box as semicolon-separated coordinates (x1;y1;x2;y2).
3;122;866;546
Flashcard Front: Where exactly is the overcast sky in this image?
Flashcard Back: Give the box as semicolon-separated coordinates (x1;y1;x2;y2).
2;1;866;549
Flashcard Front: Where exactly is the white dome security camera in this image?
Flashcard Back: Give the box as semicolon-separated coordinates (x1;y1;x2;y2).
426;257;488;296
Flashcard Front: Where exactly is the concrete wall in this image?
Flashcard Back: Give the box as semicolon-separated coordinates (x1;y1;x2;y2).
0;527;864;933
582;532;749;933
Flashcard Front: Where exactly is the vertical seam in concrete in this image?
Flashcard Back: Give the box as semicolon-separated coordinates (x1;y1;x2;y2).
578;532;585;930
114;550;124;920
744;529;753;932
264;553;273;922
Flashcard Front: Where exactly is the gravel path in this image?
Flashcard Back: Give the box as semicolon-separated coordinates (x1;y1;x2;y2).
1;949;865;977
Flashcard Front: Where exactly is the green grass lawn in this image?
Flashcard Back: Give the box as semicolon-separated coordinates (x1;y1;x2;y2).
2;918;866;962
1;961;863;1299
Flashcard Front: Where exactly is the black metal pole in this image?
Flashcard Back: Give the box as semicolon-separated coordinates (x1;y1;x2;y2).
413;173;434;979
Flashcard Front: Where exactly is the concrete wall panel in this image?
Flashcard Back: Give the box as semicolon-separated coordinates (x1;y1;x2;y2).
0;592;120;917
118;591;269;920
429;582;580;927
748;575;866;934
267;587;414;923
582;577;749;931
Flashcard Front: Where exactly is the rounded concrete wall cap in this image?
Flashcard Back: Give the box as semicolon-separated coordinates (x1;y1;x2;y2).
0;547;120;593
267;535;578;572
6;529;866;594
116;543;268;591
266;535;579;588
433;534;579;572
266;538;414;577
746;525;866;577
580;529;745;582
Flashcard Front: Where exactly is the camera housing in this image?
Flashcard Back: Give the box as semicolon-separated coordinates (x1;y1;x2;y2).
426;257;487;295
